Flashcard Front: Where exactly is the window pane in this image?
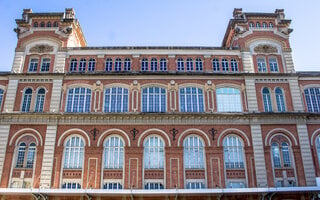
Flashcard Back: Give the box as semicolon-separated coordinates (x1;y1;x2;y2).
64;136;84;169
41;58;50;72
66;88;91;112
275;88;286;112
104;87;128;112
142;87;166;112
184;136;204;169
262;88;273;112
216;88;242;112
304;88;320;112
144;136;164;169
29;58;38;72
21;88;32;112
272;143;281;168
223;136;244;169
104;136;124;169
35;88;45;112
179;87;204;112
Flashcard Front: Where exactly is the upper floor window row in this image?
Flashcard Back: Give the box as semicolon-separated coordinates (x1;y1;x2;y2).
176;58;203;72
249;21;274;29
257;57;279;73
28;58;51;72
105;58;131;72
33;21;58;28
212;58;239;72
304;87;320;112
70;58;96;72
141;58;167;72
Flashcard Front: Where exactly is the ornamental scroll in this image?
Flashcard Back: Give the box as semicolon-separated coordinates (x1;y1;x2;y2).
254;44;278;54
29;44;54;53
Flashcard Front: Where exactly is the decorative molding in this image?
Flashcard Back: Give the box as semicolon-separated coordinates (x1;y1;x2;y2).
255;78;288;83
29;44;54;54
254;44;278;54
19;78;53;83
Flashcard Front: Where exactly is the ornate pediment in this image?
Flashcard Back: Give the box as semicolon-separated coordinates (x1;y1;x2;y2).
29;44;54;54
254;44;278;54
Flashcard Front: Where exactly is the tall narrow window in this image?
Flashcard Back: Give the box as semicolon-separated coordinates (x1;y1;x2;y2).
47;22;51;27
184;136;204;169
269;22;274;28
16;143;26;168
142;87;166;112
223;135;244;169
271;141;291;168
262;88;273;112
79;58;86;71
315;136;320;166
0;88;4;109
104;87;128;112
269;58;278;72
141;58;148;71
212;58;220;71
216;88;242;112
15;142;36;168
64;136;84;169
66;88;91;112
150;58;158;71
186;58;193;71
159;58;167;71
256;22;261;28
124;58;131;71
26;143;36;168
177;58;184;71
222;58;229;71
272;143;281;167
105;58;113;71
257;58;267;72
21;88;32;112
41;58;50;72
195;58;203;71
144;136;164;169
115;58;122;71
53;21;58;27
34;88;45;112
262;22;267;28
34;22;38;27
304;87;320;112
88;58;96;72
29;58;38;72
104;136;124;169
275;87;286;112
230;59;238;72
249;22;254;28
40;22;45;27
70;59;77;72
180;87;204;112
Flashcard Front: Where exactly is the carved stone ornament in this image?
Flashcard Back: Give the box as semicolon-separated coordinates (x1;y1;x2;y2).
29;44;54;53
254;44;278;54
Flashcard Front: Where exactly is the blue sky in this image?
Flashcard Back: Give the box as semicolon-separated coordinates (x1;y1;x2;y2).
0;0;318;71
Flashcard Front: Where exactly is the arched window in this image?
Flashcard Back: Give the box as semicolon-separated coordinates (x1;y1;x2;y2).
40;22;45;27
47;22;51;27
230;59;238;72
222;58;229;71
21;88;33;112
141;58;148;71
34;88;45;112
177;58;184;71
262;22;267;28
40;58;50;72
0;88;3;108
105;58;112;71
212;58;220;71
144;136;164;169
160;58;167;71
271;142;291;168
70;59;77;72
33;22;38;27
63;136;84;169
115;58;122;71
315;136;320;166
223;135;244;169
256;22;261;28
257;58;267;72
16;142;36;168
79;58;86;71
269;22;274;28
104;136;124;169
262;87;273;112
66;88;91;112
150;58;158;71
249;22;254;28
275;87;286;112
53;21;58;27
142;87;166;112
195;58;203;71
88;58;96;72
269;57;278;72
104;87;128;112
29;58;39;72
179;87;204;112
216;87;242;112
184;135;204;169
124;58;131;71
186;58;193;71
304;87;320;112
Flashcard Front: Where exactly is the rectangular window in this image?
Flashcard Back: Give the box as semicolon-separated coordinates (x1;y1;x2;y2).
28;58;38;72
257;58;267;72
41;58;50;72
269;57;279;72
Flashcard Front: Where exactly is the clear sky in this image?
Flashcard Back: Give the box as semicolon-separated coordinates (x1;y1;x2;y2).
0;0;318;71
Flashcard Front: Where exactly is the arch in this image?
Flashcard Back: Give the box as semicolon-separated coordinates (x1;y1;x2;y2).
9;128;43;146
23;38;61;53
97;128;131;147
137;128;171;147
104;83;130;90
178;83;204;89
265;128;298;146
247;39;284;54
302;84;320;90
310;128;320;146
57;128;90;147
66;83;93;90
217;128;250;147
216;83;242;90
140;83;168;89
177;128;211;147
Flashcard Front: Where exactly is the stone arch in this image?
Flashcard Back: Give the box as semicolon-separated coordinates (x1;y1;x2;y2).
97;128;131;147
9;128;43;146
137;128;171;147
265;128;298;146
177;128;211;147
57;128;91;147
217;128;250;147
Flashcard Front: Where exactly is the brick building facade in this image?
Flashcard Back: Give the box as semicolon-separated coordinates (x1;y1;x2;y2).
0;8;319;199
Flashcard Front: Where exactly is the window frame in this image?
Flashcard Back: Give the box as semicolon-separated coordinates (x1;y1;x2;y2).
257;57;267;72
304;87;320;112
104;87;129;113
141;87;166;112
105;58;113;71
275;87;286;112
150;58;158;71
269;57;279;72
216;87;242;112
40;58;50;72
223;135;245;169
66;87;92;113
78;58;86;72
115;58;122;71
103;136;124;169
262;87;273;112
212;58;220;72
70;59;78;72
179;87;204;112
34;88;46;112
143;135;164;169
141;58;148;71
195;58;203;71
177;58;184;71
21;88;33;112
63;135;85;169
88;58;96;72
28;58;39;72
124;58;131;71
